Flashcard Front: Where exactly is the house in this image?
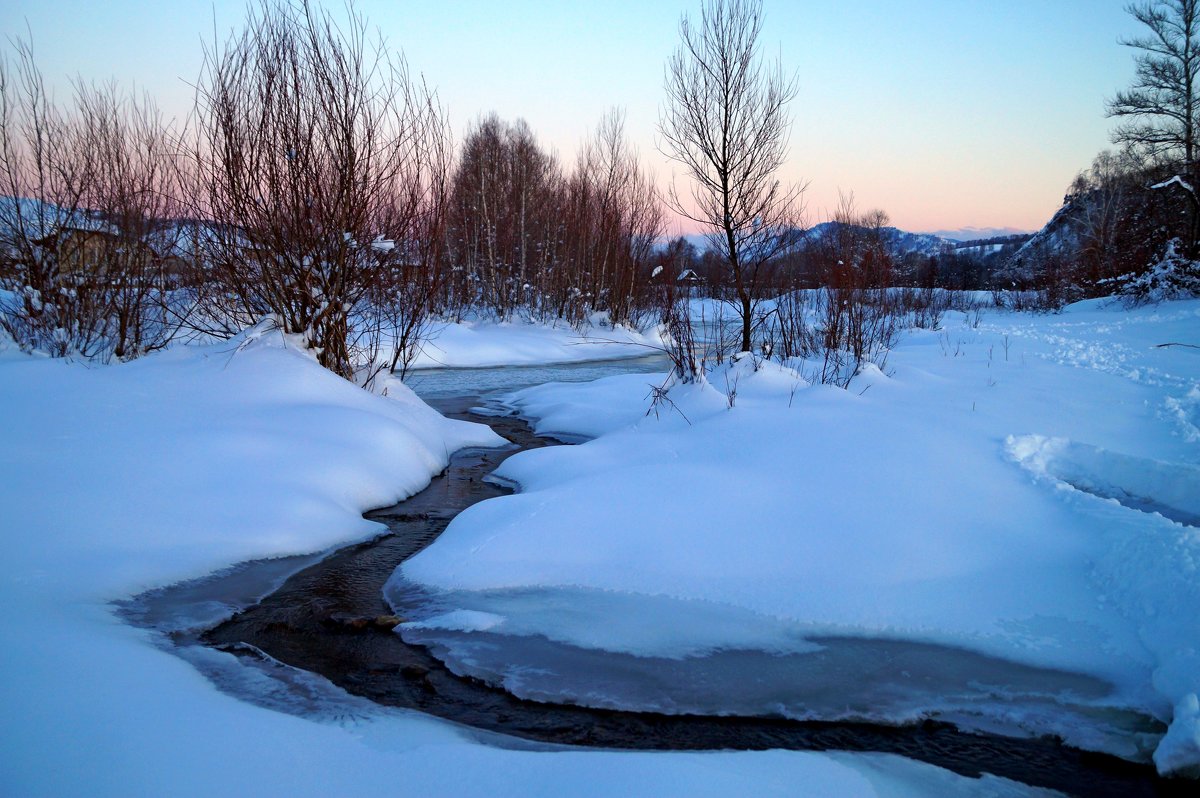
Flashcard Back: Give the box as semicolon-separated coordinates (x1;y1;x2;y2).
46;227;122;276
39;221;189;285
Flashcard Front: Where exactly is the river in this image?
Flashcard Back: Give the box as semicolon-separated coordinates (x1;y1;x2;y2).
118;355;1181;797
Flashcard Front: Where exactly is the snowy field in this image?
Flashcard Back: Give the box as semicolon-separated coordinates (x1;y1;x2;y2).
0;321;1047;796
395;298;1200;776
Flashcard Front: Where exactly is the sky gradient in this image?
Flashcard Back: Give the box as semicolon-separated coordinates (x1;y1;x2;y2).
2;0;1144;235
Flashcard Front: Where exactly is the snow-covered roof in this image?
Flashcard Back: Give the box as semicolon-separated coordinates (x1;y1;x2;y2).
0;196;115;240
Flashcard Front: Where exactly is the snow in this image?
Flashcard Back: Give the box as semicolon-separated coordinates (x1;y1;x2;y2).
405;312;665;370
370;235;396;252
495;370;673;439
1105;238;1200;303
0;323;1041;796
397;298;1200;775
1151;175;1196;196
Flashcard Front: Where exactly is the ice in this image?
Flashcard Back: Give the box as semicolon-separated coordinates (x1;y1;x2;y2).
406;608;508;633
385;580;826;659
403;313;667;371
404;352;669;401
387;581;1158;759
118;551;330;634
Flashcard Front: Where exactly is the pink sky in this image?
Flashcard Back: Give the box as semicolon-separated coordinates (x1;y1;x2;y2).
1;0;1143;235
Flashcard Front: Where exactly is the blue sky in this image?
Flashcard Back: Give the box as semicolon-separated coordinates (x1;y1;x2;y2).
1;0;1142;234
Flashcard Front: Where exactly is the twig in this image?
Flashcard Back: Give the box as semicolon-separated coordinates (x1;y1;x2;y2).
645;380;692;425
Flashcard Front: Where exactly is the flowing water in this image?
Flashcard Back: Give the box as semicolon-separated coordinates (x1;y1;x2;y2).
119;356;1187;797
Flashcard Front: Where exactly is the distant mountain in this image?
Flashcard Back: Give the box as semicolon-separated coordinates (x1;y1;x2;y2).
675;224;1021;260
924;226;1033;242
798;222;954;258
949;233;1034;257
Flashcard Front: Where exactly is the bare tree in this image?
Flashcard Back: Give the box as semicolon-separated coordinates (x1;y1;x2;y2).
1108;1;1200;182
0;37;91;356
446;115;562;322
0;39;185;361
1069;150;1135;285
74;81;184;359
660;0;805;353
813;194;898;379
569;109;664;328
374;102;455;380
188;0;445;380
445;111;663;329
1108;0;1200;250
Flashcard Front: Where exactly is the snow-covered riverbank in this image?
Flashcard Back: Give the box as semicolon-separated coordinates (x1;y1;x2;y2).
0;322;1047;796
398;298;1200;776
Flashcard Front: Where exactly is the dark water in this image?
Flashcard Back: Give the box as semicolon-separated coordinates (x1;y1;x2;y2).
120;387;1189;797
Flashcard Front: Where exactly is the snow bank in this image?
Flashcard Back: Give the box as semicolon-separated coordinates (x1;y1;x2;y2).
399;300;1200;775
0;326;503;599
0;327;1037;795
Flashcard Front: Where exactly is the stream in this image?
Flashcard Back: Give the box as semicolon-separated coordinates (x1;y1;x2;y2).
118;355;1185;798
